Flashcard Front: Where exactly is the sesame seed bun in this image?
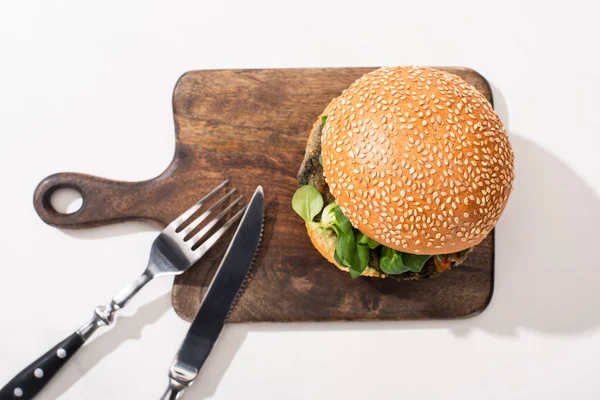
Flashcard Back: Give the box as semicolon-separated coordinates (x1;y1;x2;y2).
305;222;384;278
303;104;382;278
321;66;514;255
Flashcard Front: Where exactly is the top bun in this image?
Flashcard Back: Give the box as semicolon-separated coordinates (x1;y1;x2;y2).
321;66;514;254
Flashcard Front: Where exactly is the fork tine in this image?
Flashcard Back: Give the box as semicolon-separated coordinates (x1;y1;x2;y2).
168;179;229;231
178;188;237;238
186;196;243;245
191;205;247;257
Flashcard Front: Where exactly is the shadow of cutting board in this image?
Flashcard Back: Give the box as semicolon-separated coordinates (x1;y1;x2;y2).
33;67;495;322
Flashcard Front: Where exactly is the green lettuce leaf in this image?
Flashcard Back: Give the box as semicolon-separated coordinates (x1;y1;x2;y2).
334;206;352;235
292;185;324;222
380;246;431;275
380;246;411;275
320;202;338;228
319;204;382;278
403;253;432;272
301;199;432;279
349;233;372;277
335;229;355;269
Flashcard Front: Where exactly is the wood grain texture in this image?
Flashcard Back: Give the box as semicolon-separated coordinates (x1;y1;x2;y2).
33;67;495;322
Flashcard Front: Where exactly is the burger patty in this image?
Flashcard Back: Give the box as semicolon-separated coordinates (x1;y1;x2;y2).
297;120;335;204
297;120;472;279
369;246;472;281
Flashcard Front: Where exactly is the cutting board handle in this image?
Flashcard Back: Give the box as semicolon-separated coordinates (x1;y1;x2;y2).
33;172;168;229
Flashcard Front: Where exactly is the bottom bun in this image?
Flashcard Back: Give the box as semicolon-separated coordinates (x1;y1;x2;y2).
305;222;385;278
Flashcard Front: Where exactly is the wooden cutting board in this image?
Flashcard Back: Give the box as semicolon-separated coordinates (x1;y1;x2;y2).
33;67;495;322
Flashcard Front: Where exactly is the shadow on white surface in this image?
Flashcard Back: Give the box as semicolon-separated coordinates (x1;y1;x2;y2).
49;188;83;215
462;84;600;335
40;292;172;399
181;83;600;397
230;85;600;337
26;83;600;398
479;137;600;331
182;325;248;400
59;220;158;240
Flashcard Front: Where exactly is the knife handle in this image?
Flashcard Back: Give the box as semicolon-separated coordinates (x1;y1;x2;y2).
0;332;83;400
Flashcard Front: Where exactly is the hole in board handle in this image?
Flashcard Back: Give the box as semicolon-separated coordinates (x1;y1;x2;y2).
50;188;84;215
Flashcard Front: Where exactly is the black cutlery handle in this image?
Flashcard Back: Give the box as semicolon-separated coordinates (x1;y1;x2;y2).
0;332;83;400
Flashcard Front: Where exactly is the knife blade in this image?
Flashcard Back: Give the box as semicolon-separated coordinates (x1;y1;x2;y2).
160;185;264;400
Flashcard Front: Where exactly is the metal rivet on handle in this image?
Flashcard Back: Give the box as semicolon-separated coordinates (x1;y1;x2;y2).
57;348;67;359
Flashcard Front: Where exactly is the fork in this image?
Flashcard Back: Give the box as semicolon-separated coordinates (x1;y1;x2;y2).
0;180;244;400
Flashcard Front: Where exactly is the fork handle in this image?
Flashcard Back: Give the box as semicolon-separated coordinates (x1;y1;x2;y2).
0;272;152;399
0;332;83;400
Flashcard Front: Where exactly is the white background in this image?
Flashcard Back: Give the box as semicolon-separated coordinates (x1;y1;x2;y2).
1;1;599;399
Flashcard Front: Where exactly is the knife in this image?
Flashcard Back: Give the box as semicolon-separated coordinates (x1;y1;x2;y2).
160;185;264;400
